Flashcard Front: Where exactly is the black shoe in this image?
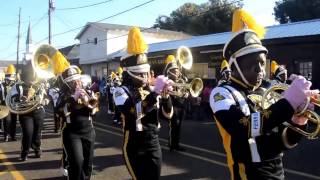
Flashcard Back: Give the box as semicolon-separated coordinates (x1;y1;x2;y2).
3;136;9;142
34;150;42;158
175;146;186;152
10;137;17;141
20;154;28;161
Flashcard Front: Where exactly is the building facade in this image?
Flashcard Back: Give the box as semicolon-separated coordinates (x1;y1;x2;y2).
110;19;320;88
74;22;190;78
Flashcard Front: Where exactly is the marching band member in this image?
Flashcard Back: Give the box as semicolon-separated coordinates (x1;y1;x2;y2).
106;74;115;114
112;71;122;125
217;60;231;85
209;9;317;179
0;64;18;142
48;80;61;133
57;65;98;180
164;55;189;151
9;62;46;161
270;60;288;85
114;27;173;180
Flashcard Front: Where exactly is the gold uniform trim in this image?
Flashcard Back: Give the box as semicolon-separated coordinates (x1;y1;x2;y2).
215;117;235;180
123;130;137;180
238;163;248;180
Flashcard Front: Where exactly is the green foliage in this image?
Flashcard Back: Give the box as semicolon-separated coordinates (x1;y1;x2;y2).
153;0;243;35
274;0;320;24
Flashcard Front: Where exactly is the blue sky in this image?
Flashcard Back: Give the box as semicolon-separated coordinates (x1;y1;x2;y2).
0;0;277;60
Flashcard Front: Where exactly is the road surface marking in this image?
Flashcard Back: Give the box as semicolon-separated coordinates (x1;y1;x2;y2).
46;112;320;179
0;149;25;180
94;121;227;157
94;122;320;180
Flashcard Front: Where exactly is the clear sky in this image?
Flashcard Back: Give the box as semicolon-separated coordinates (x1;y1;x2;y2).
0;0;277;60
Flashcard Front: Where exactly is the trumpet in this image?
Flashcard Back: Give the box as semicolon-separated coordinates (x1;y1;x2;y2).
75;90;100;110
252;84;320;139
169;78;204;97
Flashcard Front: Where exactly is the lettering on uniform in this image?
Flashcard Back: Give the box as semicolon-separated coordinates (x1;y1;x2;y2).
251;112;261;137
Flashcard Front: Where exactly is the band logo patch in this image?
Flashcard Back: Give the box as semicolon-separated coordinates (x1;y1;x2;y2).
114;91;123;97
213;93;225;102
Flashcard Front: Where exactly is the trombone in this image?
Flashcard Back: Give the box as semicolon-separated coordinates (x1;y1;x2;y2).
259;84;320;139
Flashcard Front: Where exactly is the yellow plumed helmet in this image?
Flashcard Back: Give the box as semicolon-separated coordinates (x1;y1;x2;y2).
117;67;123;75
52;50;71;75
220;60;230;73
165;55;176;64
271;60;279;75
127;27;148;55
232;9;266;39
5;64;16;75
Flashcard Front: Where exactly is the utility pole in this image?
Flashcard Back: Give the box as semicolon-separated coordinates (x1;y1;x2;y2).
16;7;21;74
48;0;55;44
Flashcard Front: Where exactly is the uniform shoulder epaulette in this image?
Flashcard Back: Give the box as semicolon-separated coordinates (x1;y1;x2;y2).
209;86;236;113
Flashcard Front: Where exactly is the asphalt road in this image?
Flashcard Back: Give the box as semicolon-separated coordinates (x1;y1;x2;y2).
0;104;320;180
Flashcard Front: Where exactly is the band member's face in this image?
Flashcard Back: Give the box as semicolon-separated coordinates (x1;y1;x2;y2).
236;52;266;87
67;79;82;92
168;68;180;81
279;72;287;83
224;71;231;81
132;72;148;88
150;70;155;77
5;79;14;86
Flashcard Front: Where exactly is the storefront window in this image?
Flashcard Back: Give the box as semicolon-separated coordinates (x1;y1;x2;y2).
299;61;312;80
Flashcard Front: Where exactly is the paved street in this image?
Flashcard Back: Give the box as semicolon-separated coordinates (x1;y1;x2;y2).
1;104;320;180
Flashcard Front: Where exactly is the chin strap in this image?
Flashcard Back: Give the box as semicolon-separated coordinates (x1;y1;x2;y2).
229;57;262;91
126;70;148;84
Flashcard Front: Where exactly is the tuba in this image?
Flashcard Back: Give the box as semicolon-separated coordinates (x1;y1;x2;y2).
6;44;69;114
249;84;320;139
176;46;193;70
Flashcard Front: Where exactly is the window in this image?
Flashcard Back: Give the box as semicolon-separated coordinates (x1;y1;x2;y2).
299;61;312;80
185;63;208;79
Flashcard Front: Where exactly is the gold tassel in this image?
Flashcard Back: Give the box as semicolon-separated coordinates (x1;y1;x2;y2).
5;64;16;74
220;59;229;71
270;60;279;74
165;55;176;64
127;27;148;54
117;67;123;75
232;9;266;39
52;50;71;75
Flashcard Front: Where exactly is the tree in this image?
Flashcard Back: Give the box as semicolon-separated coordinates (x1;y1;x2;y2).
274;0;320;24
153;0;243;35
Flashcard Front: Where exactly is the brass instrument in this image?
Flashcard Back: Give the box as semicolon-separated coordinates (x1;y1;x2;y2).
6;44;68;115
6;81;47;114
252;84;320;139
76;91;100;109
176;46;193;70
0;105;9;119
76;74;100;110
169;78;204;97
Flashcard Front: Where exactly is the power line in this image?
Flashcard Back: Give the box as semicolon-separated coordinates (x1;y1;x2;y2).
76;0;242;47
56;0;114;11
34;0;156;45
0;14;48;27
